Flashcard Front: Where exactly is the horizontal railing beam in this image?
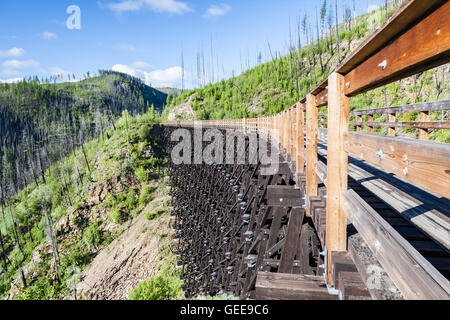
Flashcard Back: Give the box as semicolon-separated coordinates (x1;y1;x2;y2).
349;121;450;130
349;100;450;116
346;132;450;198
343;1;450;96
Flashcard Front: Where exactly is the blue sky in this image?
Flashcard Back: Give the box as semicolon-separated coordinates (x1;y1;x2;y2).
0;0;386;88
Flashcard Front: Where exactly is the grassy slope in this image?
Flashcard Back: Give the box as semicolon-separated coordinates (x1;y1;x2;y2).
0;109;169;299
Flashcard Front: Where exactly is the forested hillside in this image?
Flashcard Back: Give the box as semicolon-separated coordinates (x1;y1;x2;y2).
165;2;448;142
0;110;171;299
0;71;168;199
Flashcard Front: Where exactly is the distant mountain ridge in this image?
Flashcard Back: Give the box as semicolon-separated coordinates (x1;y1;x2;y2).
0;71;168;198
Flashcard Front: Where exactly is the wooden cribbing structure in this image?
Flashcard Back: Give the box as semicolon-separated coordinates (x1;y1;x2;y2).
165;0;450;300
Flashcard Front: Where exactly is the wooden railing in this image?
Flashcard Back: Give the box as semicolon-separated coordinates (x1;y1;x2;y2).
319;100;450;139
165;0;450;299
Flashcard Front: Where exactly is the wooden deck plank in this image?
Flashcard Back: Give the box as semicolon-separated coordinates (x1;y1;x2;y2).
346;160;450;250
331;251;358;288
255;272;337;300
338;272;372;300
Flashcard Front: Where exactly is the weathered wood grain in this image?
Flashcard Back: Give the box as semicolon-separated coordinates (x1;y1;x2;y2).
338;271;372;300
338;0;447;75
279;209;305;273
349;121;449;130
346;132;450;199
347;161;450;250
349;100;450;116
255;272;337;300
344;1;450;96
296;103;305;182
326;72;349;283
331;251;358;288
343;189;450;300
306;94;319;217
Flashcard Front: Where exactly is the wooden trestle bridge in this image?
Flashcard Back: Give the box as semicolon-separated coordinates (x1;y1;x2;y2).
163;0;450;300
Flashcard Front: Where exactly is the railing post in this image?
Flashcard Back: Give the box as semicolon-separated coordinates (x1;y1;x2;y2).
326;72;349;285
289;109;295;159
306;94;319;217
286;111;291;160
293;109;297;160
296;103;305;186
419;111;429;140
282;112;287;158
368;114;374;133
277;114;282;148
264;117;267;135
356;115;362;132
389;113;396;136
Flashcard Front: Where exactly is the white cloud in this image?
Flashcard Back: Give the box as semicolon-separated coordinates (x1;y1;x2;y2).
1;59;40;77
112;63;183;87
49;67;72;76
105;0;143;12
131;61;153;69
367;4;379;13
204;3;231;18
2;59;40;69
41;32;57;40
0;47;26;58
112;63;142;76
0;78;23;84
149;66;183;87
105;0;192;15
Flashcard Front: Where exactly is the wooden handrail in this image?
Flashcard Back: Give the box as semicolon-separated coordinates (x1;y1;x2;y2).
349;100;450;116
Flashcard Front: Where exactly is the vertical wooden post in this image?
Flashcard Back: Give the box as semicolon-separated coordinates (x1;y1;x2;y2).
275;115;279;144
368;114;374;133
285;111;289;160
296;103;305;186
326;72;349;285
419;111;429;140
280;113;284;156
306;94;318;217
288;109;294;160
272;115;276;144
287;111;291;158
281;111;288;161
388;113;396;136
356;115;362;132
276;114;280;146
